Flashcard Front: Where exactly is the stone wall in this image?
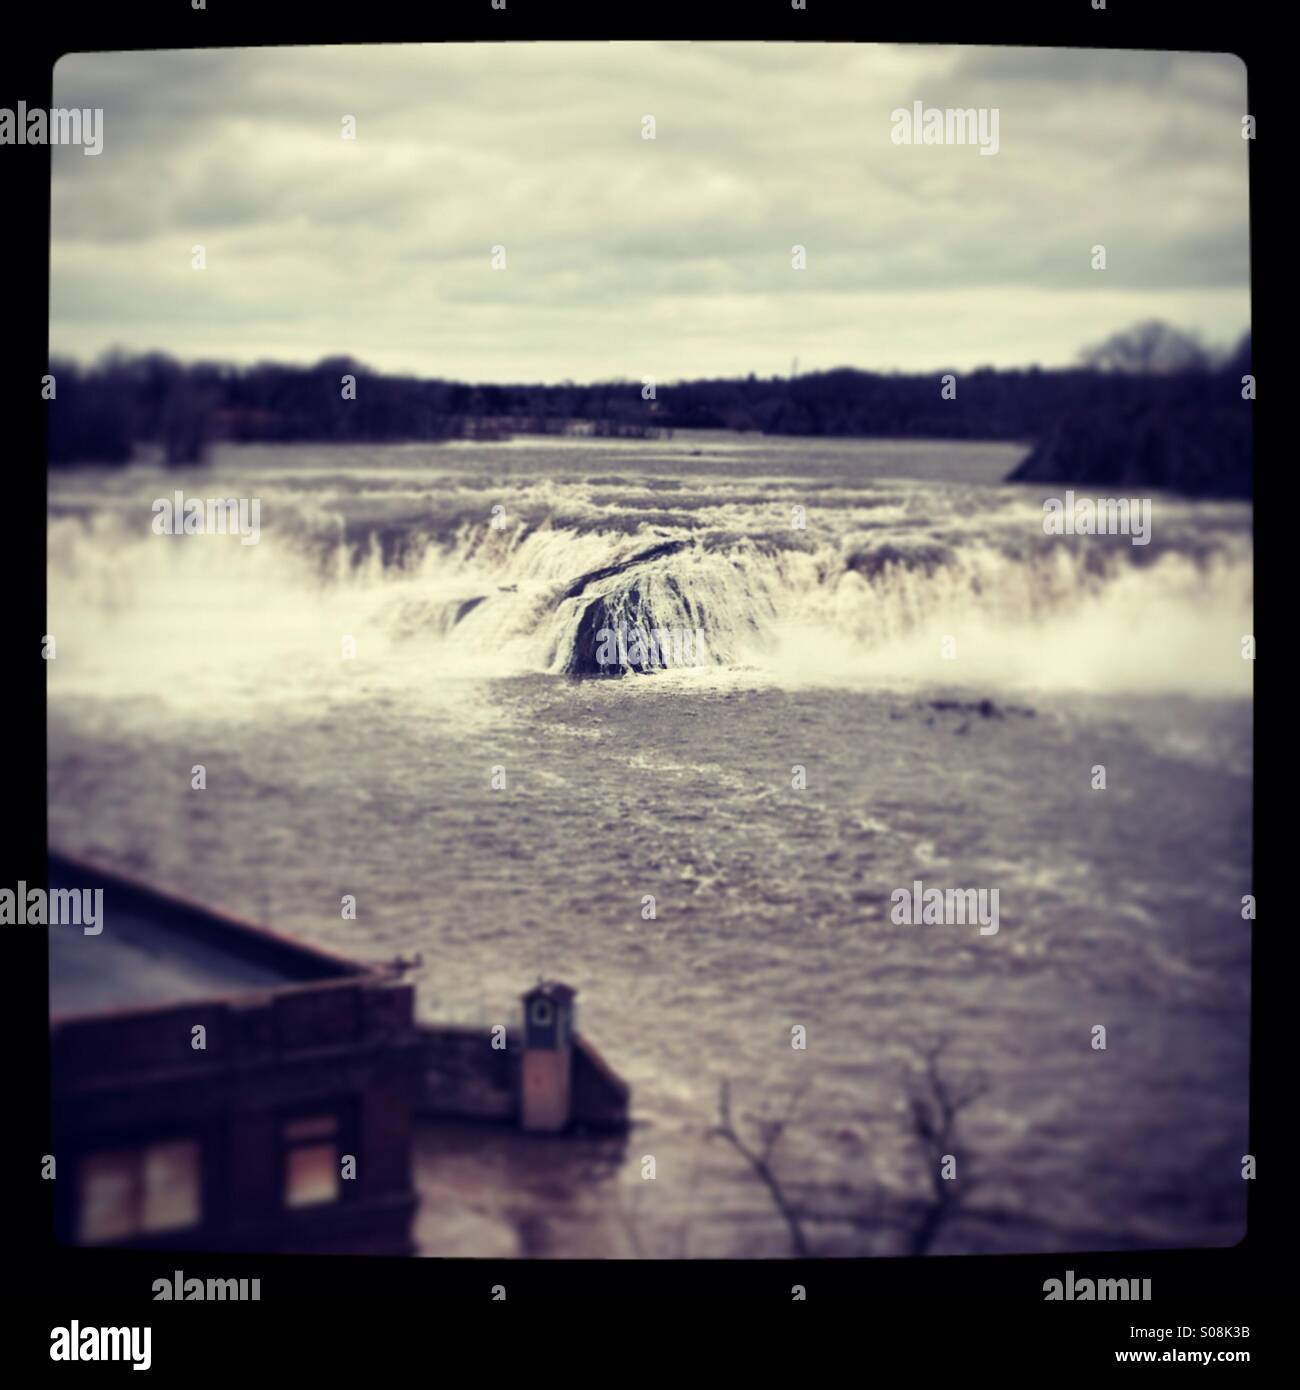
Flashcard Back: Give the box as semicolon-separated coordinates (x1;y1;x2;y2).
415;1026;629;1131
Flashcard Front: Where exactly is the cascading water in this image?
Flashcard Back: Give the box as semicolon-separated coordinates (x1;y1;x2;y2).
48;444;1253;702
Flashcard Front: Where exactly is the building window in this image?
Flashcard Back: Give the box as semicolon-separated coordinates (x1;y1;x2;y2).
78;1140;202;1244
282;1114;341;1209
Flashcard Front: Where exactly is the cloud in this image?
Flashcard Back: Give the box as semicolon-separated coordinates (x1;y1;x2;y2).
50;42;1250;381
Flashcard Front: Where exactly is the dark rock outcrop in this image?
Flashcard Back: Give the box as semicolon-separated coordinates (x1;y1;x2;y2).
563;583;702;678
927;699;1035;719
559;541;709;677
1006;403;1251;500
560;540;688;601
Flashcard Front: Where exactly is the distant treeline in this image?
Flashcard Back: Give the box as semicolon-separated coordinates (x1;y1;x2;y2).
47;321;1252;498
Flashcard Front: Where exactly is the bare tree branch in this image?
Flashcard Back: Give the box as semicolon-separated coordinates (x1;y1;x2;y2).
711;1080;811;1258
705;1046;990;1259
900;1035;989;1255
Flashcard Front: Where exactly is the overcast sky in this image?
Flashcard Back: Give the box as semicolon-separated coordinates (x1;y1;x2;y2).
50;42;1250;383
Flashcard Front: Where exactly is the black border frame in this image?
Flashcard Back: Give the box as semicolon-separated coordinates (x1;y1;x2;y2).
4;0;1269;1344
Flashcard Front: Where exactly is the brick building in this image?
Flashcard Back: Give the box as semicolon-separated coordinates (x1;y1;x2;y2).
48;852;421;1255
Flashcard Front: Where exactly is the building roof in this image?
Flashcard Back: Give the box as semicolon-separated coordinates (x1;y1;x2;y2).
48;851;369;1020
523;980;577;1004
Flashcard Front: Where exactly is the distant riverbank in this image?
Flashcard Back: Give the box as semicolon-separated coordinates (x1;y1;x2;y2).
47;320;1250;499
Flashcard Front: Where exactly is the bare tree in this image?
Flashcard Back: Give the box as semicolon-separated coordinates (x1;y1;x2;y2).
711;1080;811;1257
709;1045;990;1258
1079;320;1210;374
901;1036;990;1255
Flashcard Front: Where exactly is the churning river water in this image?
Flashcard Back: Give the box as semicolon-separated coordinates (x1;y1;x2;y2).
47;432;1252;1257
